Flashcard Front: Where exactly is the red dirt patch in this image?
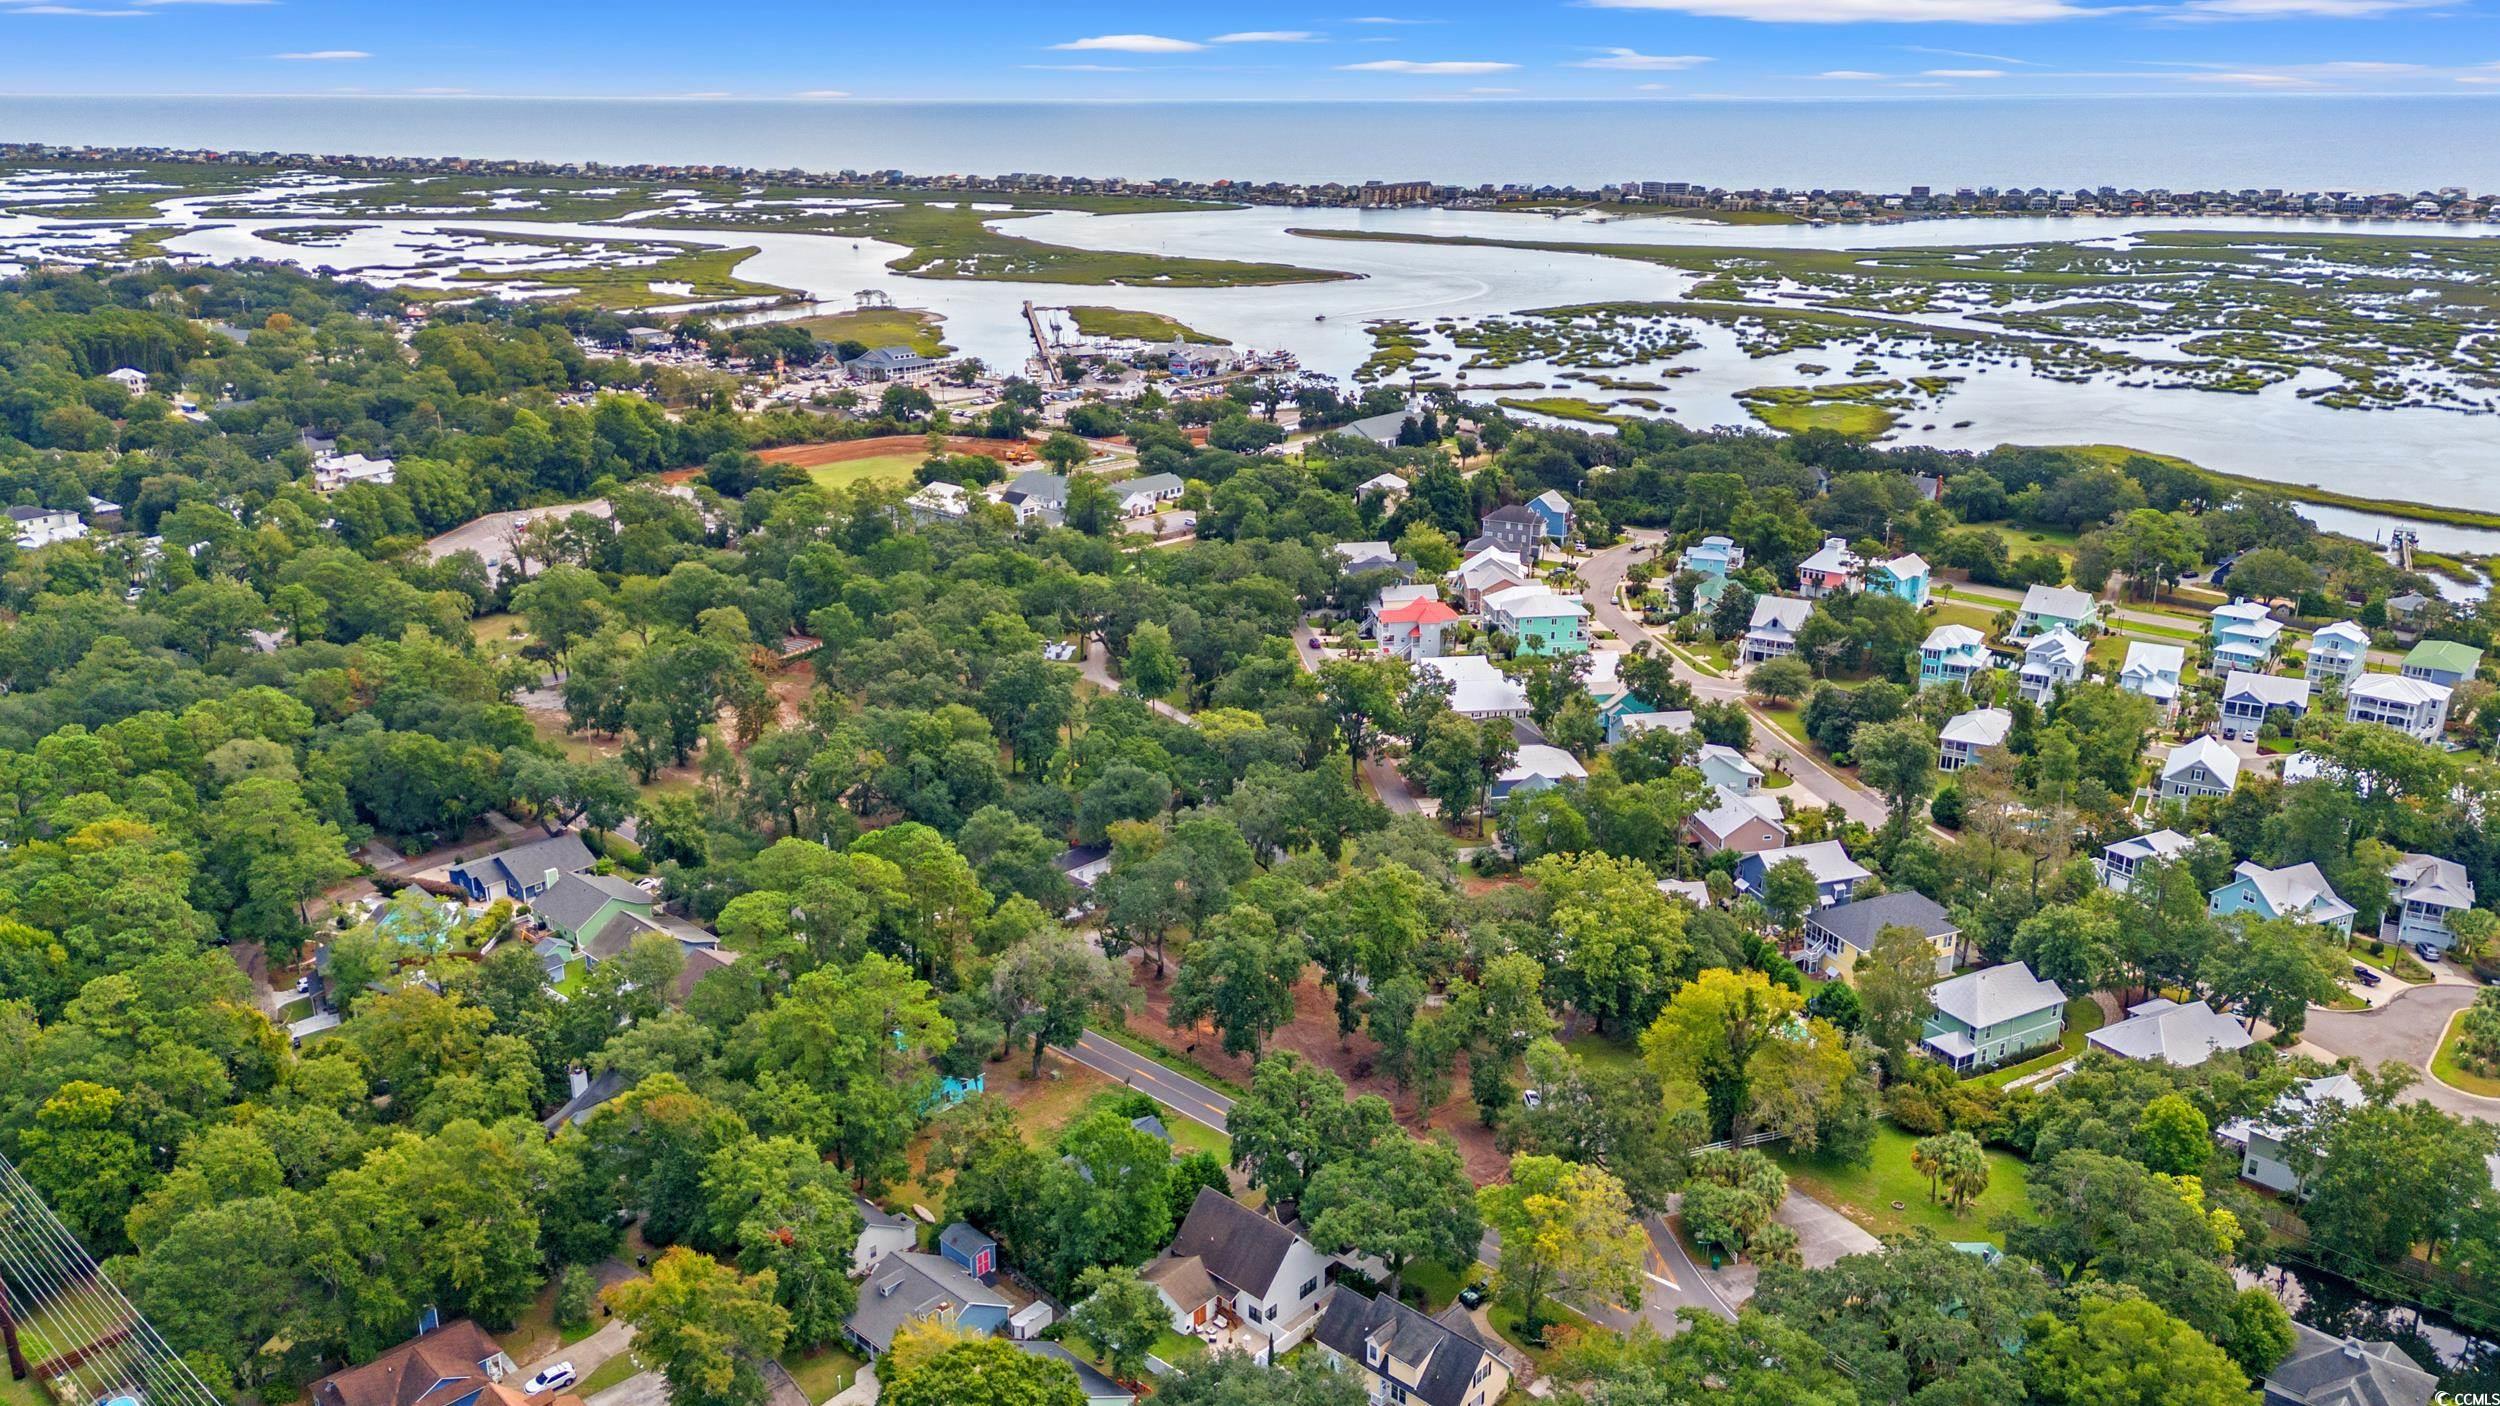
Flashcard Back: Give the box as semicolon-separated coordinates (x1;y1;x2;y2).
758;434;1037;468
1125;957;1508;1181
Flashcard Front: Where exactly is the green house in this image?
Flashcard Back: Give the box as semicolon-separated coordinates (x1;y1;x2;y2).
534;871;658;953
1920;962;2067;1072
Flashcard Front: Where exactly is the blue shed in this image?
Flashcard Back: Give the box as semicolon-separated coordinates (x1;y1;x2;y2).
938;1222;997;1279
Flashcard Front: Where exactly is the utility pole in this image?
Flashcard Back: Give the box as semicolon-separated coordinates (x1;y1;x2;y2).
0;1278;28;1382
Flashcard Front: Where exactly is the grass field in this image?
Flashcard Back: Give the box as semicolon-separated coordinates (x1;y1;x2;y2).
1494;396;1632;425
579;1351;647;1398
2432;1008;2500;1098
2351;943;2435;984
786;307;950;356
1561;1030;1645;1077
806;454;925;490
1777;1123;2033;1245
1068;306;1227;344
779;1346;865;1403
1747;400;1900;437
1972;997;2107;1087
445;239;791;311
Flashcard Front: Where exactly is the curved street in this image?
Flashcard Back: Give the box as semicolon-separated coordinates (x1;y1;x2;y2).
2300;980;2500;1121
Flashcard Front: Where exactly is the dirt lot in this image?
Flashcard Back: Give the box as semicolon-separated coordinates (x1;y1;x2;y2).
758;434;1036;468
1125;958;1508;1181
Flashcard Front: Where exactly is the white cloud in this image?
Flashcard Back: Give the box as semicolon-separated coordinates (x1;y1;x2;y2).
1052;32;1202;52
2174;0;2438;16
1902;43;2035;61
1571;46;1713;68
1467;85;1522;91
1211;29;1319;41
1025;62;1139;71
1346;14;1440;22
1584;0;2097;22
407;86;469;95
2182;69;2315;82
6;5;147;13
1339;58;1520;73
1815;68;1891;76
2459;73;2500;82
1922;66;2007;74
792;88;851;98
272;49;369;59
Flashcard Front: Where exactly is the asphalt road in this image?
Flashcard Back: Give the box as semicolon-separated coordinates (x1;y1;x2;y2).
1578;536;1891;829
1057;1030;1236;1132
2302;981;2500;1121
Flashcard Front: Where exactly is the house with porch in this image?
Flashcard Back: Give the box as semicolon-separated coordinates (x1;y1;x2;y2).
2015;583;2098;638
1921;962;2067;1072
1678;535;1744;578
1108;473;1185;517
1452;548;1532;610
1312;1289;1511;1406
2306;621;2371;685
2118;641;2186;709
308;1320;520;1406
2016;628;2089;705
1476;505;1546;564
2401;638;2482;689
1368;596;1460;660
1696;743;1763;794
2210;600;2285;673
1801;890;1959;978
1481;589;1590;657
1795;537;1861;598
2100;829;2195;891
534;870;659;949
1740;595;1812;665
2089;997;2254;1067
1145;1189;1335;1355
2208;860;2357;937
845;1252;1011;1358
1917;624;1989;692
1939;707;2012;773
2218;1073;2366;1197
1491;745;1587;804
1685;787;1787;857
1525;489;1575;541
2219;671;2310;736
2346;673;2451;741
2384;852;2476;950
1419;655;1529;720
2158;735;2240;801
1735;840;1872;909
999;470;1070;526
1864;553;1931;608
447;831;597;903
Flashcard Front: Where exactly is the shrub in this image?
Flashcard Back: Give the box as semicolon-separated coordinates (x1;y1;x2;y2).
555;1264;599;1329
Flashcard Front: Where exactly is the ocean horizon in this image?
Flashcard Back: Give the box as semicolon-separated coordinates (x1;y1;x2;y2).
6;94;2500;192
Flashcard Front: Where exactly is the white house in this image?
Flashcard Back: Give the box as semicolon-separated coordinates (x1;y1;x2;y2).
1356;472;1410;508
2088;997;2255;1067
2015;583;2098;637
1418;655;1529;720
1107;473;1185;517
2016;628;2089;705
905;481;972;524
2100;829;2196;891
1145;1189;1333;1354
2306;621;2371;685
2117;641;2186;709
1451;549;1532;611
104;366;151;392
2217;1073;2365;1196
6;505;86;551
1740;595;1813;665
2158;735;2241;801
1939;707;2013;772
1491;744;1587;803
312;452;397;493
999;470;1070;526
852;1197;917;1275
2385;852;2476;950
1918;624;1990;692
2218;671;2310;737
2346;673;2451;741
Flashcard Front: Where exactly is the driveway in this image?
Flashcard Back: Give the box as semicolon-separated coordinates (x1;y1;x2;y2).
1056;1030;1235;1132
516;1321;634;1394
584;1372;666;1406
2301;982;2500;1121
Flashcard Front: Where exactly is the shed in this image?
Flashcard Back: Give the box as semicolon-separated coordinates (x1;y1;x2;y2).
939;1221;998;1279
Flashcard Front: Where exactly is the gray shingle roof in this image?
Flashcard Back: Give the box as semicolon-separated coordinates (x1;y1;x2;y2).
1312;1290;1496;1406
846;1252;1006;1355
1013;1342;1127;1404
452;830;594;891
2264;1322;2437;1406
2089;998;2254;1067
536;870;653;937
1806;891;1956;954
1161;1187;1306;1301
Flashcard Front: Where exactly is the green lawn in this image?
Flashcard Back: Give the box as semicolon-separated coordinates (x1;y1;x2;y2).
1747;400;1898;438
1562;1030;1646;1077
806;454;925;490
0;1374;50;1406
1971;996;2107;1087
2350;943;2433;984
553;958;588;998
1776;1123;2033;1246
1068;306;1226;344
579;1351;648;1397
1398;1258;1487;1315
1754;701;1810;748
779;1346;864;1403
2431;1009;2500;1098
786;307;951;355
1151;1328;1210;1364
1167;1115;1231;1162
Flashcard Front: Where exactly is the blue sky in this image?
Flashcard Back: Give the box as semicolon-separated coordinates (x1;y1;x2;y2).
1;0;2494;100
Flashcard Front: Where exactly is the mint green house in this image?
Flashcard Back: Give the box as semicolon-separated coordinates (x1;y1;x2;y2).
1920;962;2067;1072
1483;589;1590;657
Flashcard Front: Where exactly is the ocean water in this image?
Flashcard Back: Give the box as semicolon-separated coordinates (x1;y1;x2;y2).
4;95;2500;191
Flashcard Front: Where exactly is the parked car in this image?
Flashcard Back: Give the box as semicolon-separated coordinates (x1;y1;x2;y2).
2352;964;2383;988
1457;1283;1487;1308
2417;942;2447;965
524;1365;577;1395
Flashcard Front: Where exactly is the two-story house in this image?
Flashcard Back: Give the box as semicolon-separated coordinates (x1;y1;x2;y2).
1369;596;1460;660
2210;600;2285;673
2209;860;2357;937
1684;785;1787;856
2099;829;2195;891
2305;621;2371;685
999;470;1070;526
2016;628;2090;705
7;504;87;551
1418;656;1530;720
1481;589;1590;657
1451;549;1532;611
1736;840;1872;910
1801;890;1959;978
308;1321;519;1406
1939;707;2012;772
2014;583;2098;638
1491;745;1588;803
1921;962;2067;1072
1475;505;1546;564
1697;742;1763;794
2118;641;2186;709
2400;638;2482;689
1313;1289;1511;1406
2384;852;2476;951
2219;671;2311;738
2346;673;2451;741
1525;489;1575;542
446;830;597;903
1146;1189;1336;1353
2217;1073;2366;1196
1863;553;1931;608
1678;534;1744;578
1795;537;1861;598
2158;735;2241;801
1917;624;1990;692
1740;596;1813;665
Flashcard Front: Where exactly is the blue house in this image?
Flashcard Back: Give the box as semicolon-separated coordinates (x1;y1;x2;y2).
1679;534;1744;578
446;830;595;903
1526;489;1575;541
2208;860;2357;938
1864;553;1931;609
925;1071;985;1112
1735;840;1873;910
940;1222;998;1279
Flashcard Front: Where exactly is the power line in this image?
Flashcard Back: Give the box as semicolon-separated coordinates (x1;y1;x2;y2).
0;1154;227;1406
